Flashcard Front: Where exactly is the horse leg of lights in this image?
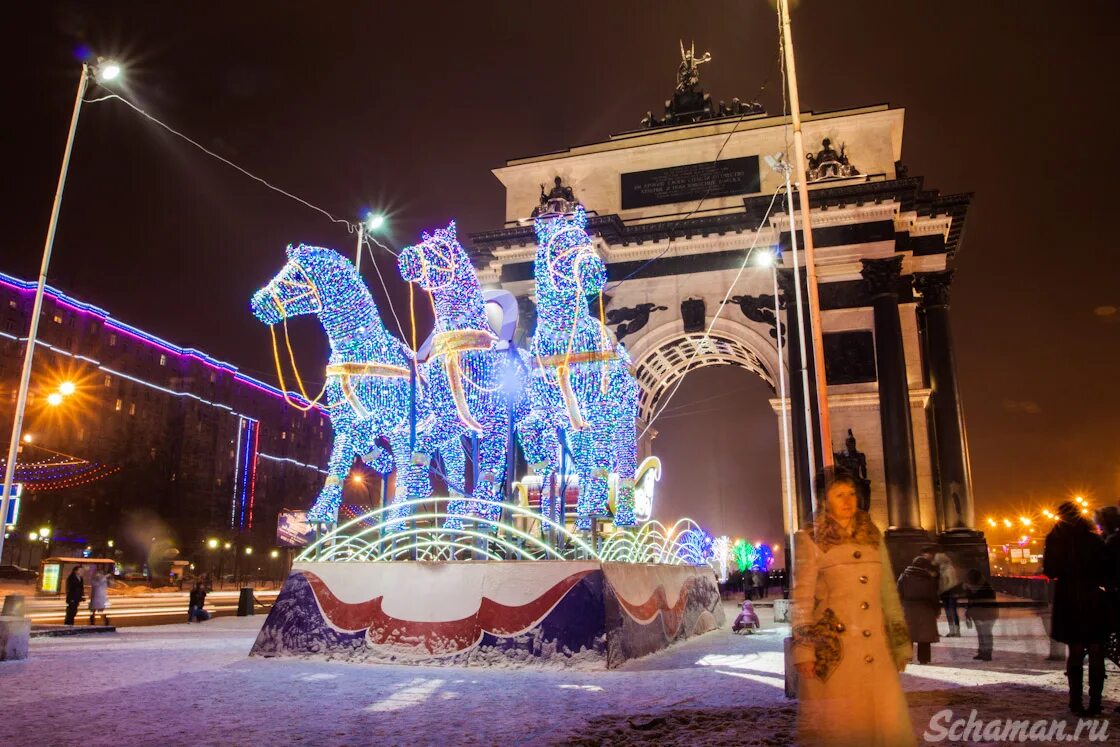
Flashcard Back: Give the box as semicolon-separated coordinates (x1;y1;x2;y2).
518;414;557;542
386;431;429;532
474;426;509;527
612;374;640;527
310;430;354;524
573;412;612;532
441;438;469;530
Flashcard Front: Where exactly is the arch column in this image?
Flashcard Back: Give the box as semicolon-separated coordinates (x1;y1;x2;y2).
914;271;974;531
860;257;922;530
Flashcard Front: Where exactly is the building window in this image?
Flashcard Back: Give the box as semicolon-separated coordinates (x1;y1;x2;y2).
114;398;122;412
7;300;15;309
209;372;217;383
77;427;85;441
52;314;62;324
104;376;111;387
108;333;117;347
281;431;287;440
129;403;136;416
150;447;156;459
159;354;167;366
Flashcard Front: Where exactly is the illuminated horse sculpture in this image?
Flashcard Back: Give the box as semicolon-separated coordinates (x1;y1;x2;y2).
250;245;430;524
524;207;639;530
397;222;526;529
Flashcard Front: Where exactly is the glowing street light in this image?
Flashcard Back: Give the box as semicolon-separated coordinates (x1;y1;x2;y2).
46;392;64;407
96;60;122;83
21;434;32;444
58;381;76;396
244;546;253;555
366;213;386;232
0;53;123;562
207;538;219;550
351;474;364;485
269;549;279;559
223;542;231;550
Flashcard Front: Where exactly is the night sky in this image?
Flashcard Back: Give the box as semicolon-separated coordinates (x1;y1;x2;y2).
4;2;1118;541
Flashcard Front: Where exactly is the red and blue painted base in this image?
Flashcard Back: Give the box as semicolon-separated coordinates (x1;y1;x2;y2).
251;560;724;668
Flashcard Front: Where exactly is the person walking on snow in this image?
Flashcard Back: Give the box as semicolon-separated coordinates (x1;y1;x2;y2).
963;569;999;661
791;468;914;747
88;566;111;626
187;581;210;622
897;549;941;665
933;547;962;637
1044;501;1110;716
64;565;84;626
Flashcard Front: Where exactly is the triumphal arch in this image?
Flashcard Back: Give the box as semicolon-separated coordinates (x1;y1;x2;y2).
468;50;985;569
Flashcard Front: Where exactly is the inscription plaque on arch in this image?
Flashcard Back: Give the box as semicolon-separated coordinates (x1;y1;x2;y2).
621;155;761;209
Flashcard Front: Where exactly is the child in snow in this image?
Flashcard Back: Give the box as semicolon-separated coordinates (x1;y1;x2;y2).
732;598;761;633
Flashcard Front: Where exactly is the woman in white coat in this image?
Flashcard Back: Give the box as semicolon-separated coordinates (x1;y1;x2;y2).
88;568;111;626
792;469;915;746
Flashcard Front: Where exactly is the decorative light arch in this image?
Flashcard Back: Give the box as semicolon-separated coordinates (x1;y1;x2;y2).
631;322;779;425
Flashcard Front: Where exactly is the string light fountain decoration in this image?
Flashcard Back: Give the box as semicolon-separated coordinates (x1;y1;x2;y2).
250;244;428;524
249;218;727;668
251;220;705;565
522;206;640;532
396;221;527;531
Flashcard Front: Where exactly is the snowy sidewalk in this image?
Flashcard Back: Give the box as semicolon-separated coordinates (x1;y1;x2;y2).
0;604;1113;746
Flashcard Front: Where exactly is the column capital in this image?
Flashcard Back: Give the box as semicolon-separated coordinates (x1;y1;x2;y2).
913;270;954;309
860;256;904;297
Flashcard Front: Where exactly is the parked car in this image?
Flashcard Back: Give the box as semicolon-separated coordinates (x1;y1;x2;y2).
0;564;38;582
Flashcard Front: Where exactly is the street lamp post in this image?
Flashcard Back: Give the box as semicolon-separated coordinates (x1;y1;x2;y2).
0;59;120;562
756;250;797;540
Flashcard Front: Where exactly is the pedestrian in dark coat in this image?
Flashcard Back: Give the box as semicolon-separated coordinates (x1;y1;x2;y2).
1044;501;1109;715
1094;507;1120;626
963;569;999;661
187;582;209;622
897;552;940;664
64;565;84;626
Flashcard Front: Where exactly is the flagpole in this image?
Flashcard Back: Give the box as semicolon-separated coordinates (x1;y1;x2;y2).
778;0;833;468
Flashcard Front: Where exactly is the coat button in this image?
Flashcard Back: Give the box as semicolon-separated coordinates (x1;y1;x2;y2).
865;655;874;663
859;575;868;584
835;623;846;633
863;630;872;638
853;550;862;559
860;602;870;610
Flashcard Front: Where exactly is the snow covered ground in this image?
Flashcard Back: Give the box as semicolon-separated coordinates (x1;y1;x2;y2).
1;602;1114;746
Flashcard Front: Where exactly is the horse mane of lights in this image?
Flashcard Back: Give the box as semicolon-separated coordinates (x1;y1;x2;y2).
252;206;714;565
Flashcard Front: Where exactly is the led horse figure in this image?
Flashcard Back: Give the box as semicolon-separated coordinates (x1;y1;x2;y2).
398;222;526;529
250;245;428;524
526;207;639;530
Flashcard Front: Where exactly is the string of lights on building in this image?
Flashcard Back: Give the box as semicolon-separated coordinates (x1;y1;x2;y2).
0;271;326;478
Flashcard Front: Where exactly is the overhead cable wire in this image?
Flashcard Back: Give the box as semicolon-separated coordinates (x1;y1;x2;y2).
85;93;359;235
363;235;408;344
